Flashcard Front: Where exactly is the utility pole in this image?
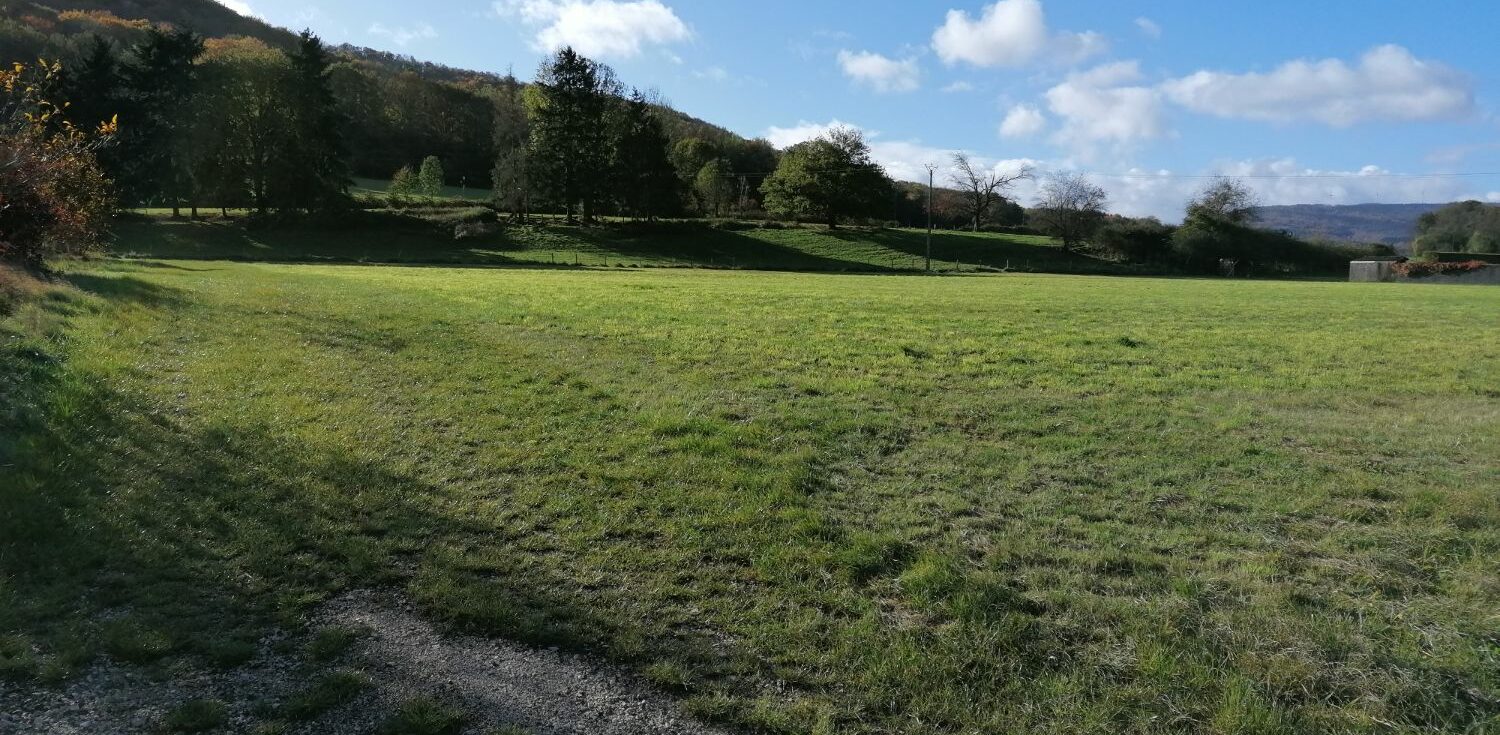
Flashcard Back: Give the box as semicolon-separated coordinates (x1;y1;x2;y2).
924;163;937;273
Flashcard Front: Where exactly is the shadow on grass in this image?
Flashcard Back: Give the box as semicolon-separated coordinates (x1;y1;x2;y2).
0;281;735;689
65;273;189;308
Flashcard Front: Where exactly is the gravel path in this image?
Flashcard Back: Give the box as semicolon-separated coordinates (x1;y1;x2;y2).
315;590;728;735
0;590;731;734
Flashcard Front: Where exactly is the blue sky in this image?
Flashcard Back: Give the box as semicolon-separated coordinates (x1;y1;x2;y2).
220;0;1500;220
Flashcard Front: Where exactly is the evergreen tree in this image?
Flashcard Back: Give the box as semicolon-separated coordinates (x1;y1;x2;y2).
610;90;678;220
418;155;444;198
276;30;348;212
491;73;530;221
120;27;204;214
528;47;619;223
63;36;123;132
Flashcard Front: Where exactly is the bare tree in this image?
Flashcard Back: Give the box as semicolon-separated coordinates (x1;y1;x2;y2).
1186;176;1258;224
1033;172;1108;254
949;152;1033;232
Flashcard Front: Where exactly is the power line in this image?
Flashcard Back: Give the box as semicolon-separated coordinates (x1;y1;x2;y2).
712;167;1500;181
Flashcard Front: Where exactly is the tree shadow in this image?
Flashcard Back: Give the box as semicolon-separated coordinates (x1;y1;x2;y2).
64;273;188;308
0;293;747;702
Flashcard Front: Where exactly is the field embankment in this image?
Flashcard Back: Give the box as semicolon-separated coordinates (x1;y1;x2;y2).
109;211;1149;275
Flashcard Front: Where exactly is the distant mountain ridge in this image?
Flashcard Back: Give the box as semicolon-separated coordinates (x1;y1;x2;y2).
1251;203;1448;248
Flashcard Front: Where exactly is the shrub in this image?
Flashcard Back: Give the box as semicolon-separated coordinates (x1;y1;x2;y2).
709;219;755;231
0;60;116;267
1095;217;1174;262
1392;260;1489;279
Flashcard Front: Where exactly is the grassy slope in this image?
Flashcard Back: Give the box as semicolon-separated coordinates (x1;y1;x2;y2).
350;177;493;202
109;213;1134;275
3;261;1498;733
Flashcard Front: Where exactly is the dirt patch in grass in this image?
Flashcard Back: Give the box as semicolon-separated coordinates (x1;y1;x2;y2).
0;590;729;735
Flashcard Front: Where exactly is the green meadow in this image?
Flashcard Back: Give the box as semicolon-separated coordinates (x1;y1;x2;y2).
3;257;1498;733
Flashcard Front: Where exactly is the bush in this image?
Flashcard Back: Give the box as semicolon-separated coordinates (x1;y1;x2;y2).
1172;217;1363;275
0;61;115;267
709;219;756;231
1095;217;1174;262
1392;260;1489;279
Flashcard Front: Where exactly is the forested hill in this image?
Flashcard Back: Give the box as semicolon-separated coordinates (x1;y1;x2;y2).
0;0;763;187
1251;203;1447;247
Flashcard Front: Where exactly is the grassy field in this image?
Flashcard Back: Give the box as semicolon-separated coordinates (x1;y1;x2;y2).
107;211;1129;275
351;176;494;202
3;260;1498;733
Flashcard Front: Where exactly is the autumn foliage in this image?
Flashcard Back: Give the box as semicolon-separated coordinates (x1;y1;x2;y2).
0;61;116;267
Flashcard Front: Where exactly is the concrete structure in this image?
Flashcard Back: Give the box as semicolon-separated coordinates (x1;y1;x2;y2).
1349;261;1394;282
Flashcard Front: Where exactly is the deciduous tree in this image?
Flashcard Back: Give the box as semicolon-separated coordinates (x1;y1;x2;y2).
949;152;1031;232
1032;172;1107;253
760;126;890;229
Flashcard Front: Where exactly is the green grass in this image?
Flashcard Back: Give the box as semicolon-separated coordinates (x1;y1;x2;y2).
280;670;369;721
164;699;228;733
307;625;364;662
378;696;465;735
352;176;493;202
2;260;1498;734
106;211;1129;275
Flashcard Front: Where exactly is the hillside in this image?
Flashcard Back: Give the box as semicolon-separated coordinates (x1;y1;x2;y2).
1;0;752;142
3;0;296;45
1252;203;1447;247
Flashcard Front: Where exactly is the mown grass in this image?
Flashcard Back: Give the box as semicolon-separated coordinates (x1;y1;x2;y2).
2;260;1498;734
107;211;1129;275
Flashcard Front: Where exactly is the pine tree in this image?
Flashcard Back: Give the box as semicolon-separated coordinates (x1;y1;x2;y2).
528;47;619;223
276;30;349;212
610;90;679;220
120;27;204;214
418;156;444;198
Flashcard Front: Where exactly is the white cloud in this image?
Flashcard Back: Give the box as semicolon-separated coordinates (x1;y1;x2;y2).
1088;158;1495;222
214;0;256;17
999;104;1046;138
837;50;920;93
763;119;857;149
931;0;1105;68
941;81;975;93
694;66;728;82
1161;45;1473;127
1044;61;1167;155
368;22;438;46
495;0;691;59
1134;17;1161;39
762;118;1044;186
